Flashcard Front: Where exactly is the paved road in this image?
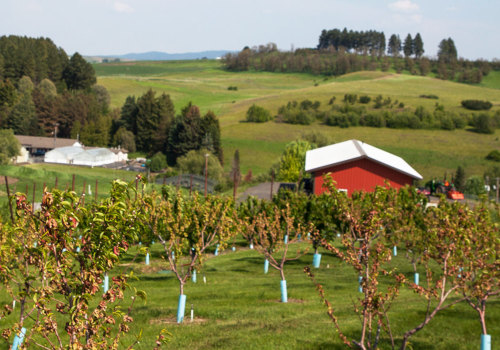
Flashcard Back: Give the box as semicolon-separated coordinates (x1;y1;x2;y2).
239;182;285;202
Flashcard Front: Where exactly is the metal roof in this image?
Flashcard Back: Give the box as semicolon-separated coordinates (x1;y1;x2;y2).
15;135;79;149
305;139;422;180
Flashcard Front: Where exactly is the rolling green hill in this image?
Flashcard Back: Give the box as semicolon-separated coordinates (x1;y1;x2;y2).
95;60;500;181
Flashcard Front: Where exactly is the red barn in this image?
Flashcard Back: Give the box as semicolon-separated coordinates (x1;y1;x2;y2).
304;139;422;195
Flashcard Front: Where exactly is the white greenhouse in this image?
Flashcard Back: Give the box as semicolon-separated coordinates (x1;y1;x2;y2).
44;144;126;167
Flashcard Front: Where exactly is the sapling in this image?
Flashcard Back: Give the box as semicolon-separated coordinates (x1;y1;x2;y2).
242;203;310;302
141;190;236;322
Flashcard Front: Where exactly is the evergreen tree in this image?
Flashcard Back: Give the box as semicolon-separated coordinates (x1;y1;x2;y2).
454;166;466;192
63;52;96;90
413;33;424;58
167;103;203;165
387;34;402;57
403;34;413;57
438;38;457;63
201;110;223;163
7;93;39;135
120;96;138;135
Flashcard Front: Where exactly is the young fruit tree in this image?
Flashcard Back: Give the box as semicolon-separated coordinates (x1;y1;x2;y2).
140;190;236;323
0;180;157;349
306;185;405;350
242;202;310;302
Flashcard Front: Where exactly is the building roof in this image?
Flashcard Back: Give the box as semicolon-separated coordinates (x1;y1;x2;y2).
15;135;80;149
305;139;423;180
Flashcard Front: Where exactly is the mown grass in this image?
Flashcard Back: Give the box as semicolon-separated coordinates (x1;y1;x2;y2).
96;60;500;181
2;240;494;349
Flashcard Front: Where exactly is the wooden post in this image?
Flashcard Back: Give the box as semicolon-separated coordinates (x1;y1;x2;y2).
496;177;499;203
95;179;98;202
204;154;209;197
190;175;193;196
135;178;138;201
4;176;14;224
25;184;28;196
163;176;166;186
72;174;75;192
55;176;58;189
270;170;275;200
42;182;46;193
233;170;238;201
32;182;36;214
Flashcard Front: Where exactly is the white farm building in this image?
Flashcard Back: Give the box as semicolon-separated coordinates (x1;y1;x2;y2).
44;143;127;167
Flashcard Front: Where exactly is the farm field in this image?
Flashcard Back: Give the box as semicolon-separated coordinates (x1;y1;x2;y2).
95;60;500;181
1;240;496;349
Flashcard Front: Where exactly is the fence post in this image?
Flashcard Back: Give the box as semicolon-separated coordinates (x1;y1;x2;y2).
32;182;36;214
4;176;14;224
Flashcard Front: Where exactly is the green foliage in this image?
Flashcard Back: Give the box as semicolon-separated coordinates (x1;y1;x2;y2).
277;100;321;125
299;131;333;147
63;52;97;90
419;94;439;99
461;99;493;111
176;149;224;181
112;126;136;152
276;140;312;182
0;129;20;164
149;152;167;172
471;113;495;134
454;165;466;192
486;150;500;162
245;104;272;123
359;95;371;104
465;175;486;195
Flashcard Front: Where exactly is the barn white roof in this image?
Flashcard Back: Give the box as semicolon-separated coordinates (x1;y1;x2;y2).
305;139;422;180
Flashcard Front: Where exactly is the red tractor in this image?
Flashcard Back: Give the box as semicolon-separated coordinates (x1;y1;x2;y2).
426;179;464;200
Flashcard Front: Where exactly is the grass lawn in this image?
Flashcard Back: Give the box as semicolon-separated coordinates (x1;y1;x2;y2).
95;60;500;181
1;240;494;349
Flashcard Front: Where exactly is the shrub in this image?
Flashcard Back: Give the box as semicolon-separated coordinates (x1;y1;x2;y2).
419;94;439;99
227;86;238;91
486;150;500;162
246;104;272;122
461;100;492;111
149;152;167;172
472;113;495;134
464;176;486;195
343;94;357;104
359;95;371;104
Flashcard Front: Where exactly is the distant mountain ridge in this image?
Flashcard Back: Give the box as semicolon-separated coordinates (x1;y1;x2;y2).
90;50;233;62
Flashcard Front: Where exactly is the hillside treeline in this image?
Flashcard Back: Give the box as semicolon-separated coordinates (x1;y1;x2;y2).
0;35;110;144
223;28;493;84
250;95;500;134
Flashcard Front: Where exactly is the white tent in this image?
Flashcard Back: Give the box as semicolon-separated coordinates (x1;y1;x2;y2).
44;144;124;167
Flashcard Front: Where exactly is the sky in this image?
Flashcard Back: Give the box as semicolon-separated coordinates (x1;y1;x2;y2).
1;0;499;60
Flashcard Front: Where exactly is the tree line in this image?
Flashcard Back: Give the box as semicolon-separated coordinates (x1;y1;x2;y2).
223;28;494;84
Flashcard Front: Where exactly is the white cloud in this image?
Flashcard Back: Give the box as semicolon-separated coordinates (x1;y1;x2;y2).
389;0;419;13
113;1;134;13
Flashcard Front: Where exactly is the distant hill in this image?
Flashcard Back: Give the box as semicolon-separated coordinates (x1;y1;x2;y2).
87;50;233;62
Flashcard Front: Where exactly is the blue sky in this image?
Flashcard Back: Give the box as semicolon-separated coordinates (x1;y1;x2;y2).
1;0;498;59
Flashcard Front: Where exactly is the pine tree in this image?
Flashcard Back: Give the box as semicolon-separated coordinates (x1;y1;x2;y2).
63;52;96;90
403;34;413;57
454;166;466;192
413;33;424;58
387;34;402;57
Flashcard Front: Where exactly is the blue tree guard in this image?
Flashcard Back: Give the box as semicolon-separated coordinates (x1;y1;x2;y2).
280;280;288;303
358;276;363;293
264;259;269;274
214;244;219;256
313;253;322;268
232;246;236;252
145;252;150;265
284;235;288;244
12;327;26;350
192;269;197;283
177;294;187;323
481;334;491;350
103;273;109;293
393;246;398;256
414;272;419;285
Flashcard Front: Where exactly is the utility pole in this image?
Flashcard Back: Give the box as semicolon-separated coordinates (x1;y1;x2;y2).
204;154;209;197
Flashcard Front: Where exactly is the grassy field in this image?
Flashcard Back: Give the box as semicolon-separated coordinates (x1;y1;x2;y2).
1;241;496;349
96;60;500;182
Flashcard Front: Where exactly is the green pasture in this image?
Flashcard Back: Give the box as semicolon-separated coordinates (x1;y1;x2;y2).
95;60;500;181
1;241;496;349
